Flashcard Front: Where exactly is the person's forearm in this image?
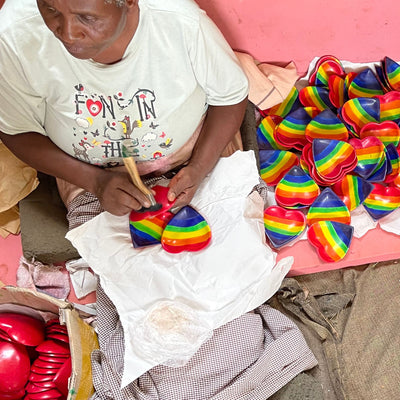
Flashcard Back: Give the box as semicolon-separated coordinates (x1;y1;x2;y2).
188;97;248;175
0;131;104;193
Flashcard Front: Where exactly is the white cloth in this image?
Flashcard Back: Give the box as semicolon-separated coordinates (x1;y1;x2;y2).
66;151;293;387
0;0;248;171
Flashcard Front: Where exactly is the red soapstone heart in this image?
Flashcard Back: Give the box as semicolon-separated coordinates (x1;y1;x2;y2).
360;120;400;147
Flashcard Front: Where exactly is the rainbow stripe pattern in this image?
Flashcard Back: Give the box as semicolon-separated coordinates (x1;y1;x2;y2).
259;150;299;186
299;86;334;111
263;206;306;248
309;55;345;87
359;120;400;147
256;115;286;150
384;56;400;91
275;107;311;150
307;188;351;226
384;143;400;183
305;108;349;142
265;86;301;118
347;68;384;99
161;206;211;253
328;75;347;108
275;166;320;208
331;175;374;211
377;91;400;122
307;221;354;262
312;139;357;184
340;97;380;136
363;183;400;220
350;136;386;180
129;211;173;248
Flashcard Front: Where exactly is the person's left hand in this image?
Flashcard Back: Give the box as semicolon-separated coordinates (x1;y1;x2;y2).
167;164;205;208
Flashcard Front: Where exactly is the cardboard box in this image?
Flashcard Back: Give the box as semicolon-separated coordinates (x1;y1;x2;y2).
0;283;99;400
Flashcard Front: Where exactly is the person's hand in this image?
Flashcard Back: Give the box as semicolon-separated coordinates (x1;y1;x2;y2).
167;164;205;208
93;169;152;216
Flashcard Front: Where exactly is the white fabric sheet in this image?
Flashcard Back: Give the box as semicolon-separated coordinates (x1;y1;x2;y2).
66;151;293;387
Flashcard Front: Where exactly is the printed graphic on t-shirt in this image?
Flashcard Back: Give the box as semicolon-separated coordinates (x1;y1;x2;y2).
71;83;173;166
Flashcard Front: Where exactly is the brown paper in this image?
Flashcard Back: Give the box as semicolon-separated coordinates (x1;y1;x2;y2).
0;142;39;234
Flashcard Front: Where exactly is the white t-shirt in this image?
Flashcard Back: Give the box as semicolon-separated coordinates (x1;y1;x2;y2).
0;0;248;172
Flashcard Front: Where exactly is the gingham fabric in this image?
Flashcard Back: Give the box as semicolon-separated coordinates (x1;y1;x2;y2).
89;285;317;400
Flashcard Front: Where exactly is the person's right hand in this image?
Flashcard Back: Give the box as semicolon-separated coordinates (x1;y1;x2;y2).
93;169;152;216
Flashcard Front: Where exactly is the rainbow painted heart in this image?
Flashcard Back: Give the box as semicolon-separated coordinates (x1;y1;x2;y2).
306;188;351;226
307;221;354;262
299;86;334;111
264;206;306;248
161;206;212;253
331;175;374;211
129;211;174;248
309;55;345;87
363;183;400;220
349;136;386;180
360;121;400;148
264;86;301;118
275;166;320;208
347;68;384;99
256;115;287;150
312;139;357;184
305;108;349;142
259;150;299;186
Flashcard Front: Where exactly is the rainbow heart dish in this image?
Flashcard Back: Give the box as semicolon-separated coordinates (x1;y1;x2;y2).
359;120;400;148
263;206;306;248
161;206;212;253
263;86;301;118
384;56;400;91
376;91;400;122
384;143;400;183
347;68;384;99
312;139;357;184
340;97;380;136
275;107;311;150
256;115;286;150
331;175;374;211
363;183;400;220
129;211;174;248
309;55;345;87
275;166;320;208
129;185;175;222
306;188;351;226
299;86;334;111
305;108;349;142
259;150;299;186
349;136;386;180
307;221;354;262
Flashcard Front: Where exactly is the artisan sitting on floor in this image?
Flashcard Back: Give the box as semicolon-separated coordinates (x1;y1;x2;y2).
0;0;316;398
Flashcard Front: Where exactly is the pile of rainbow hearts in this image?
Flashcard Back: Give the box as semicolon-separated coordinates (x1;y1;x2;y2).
258;55;400;262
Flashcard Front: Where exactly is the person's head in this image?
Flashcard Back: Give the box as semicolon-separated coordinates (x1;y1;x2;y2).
36;0;138;63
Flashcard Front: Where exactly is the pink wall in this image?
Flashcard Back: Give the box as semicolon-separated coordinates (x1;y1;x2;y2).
197;0;399;75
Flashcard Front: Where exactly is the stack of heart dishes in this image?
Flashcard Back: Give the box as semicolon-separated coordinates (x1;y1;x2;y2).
259;55;400;262
0;313;71;399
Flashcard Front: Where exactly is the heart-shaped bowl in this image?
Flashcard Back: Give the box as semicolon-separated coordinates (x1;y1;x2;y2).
376;90;400;122
0;340;31;393
328;74;347;109
263;86;302;118
274;107;311;150
349;136;386;180
363;183;400;220
129;185;176;222
306;188;351;226
275;166;321;208
161;206;212;253
307;220;354;262
259;150;299;186
331;174;374;211
130;210;174;248
360;120;400;147
347;68;384;99
312;139;357;184
340;97;380;136
256;115;287;150
309;55;345;86
263;205;306;248
305;108;349;142
0;312;45;347
299;86;334;111
384;56;400;91
384;143;400;183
